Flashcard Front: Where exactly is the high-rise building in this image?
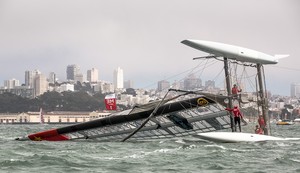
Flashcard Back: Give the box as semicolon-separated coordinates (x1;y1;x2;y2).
48;72;56;84
205;80;215;89
4;78;20;89
87;68;99;83
66;65;80;80
25;70;41;88
183;74;202;90
35;74;48;96
124;80;134;89
291;83;300;98
75;73;84;83
113;67;124;89
157;80;170;91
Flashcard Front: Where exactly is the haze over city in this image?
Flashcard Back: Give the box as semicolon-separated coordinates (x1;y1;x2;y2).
1;0;299;96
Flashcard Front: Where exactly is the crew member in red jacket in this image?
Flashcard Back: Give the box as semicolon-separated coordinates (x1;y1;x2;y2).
226;106;243;132
232;84;242;96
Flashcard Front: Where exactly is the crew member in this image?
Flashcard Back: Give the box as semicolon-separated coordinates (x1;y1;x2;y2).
258;115;266;130
232;84;242;97
225;106;243;132
255;125;263;134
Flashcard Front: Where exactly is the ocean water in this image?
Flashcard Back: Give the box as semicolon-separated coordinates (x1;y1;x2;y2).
1;124;300;173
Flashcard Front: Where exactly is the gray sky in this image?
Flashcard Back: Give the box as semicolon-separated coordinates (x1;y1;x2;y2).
0;0;299;96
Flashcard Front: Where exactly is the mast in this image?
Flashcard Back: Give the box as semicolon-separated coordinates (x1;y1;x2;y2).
224;57;234;132
256;63;270;135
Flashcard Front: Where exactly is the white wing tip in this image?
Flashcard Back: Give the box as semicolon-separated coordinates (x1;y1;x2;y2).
274;54;289;59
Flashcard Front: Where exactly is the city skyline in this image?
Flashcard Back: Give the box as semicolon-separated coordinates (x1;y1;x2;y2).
1;0;299;96
2;63;300;97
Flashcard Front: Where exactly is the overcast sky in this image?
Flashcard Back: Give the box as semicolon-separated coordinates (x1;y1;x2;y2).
0;0;299;96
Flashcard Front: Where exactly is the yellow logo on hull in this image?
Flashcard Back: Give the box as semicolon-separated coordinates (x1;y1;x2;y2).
197;98;209;106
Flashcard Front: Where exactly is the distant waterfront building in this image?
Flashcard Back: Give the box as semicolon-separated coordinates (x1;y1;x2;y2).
0;111;110;124
4;78;20;89
66;64;80;81
87;68;99;83
291;83;300;98
157;80;170;91
113;67;124;89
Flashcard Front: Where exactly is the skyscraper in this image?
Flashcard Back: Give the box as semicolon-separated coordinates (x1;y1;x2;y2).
66;64;80;81
48;72;56;84
87;68;99;83
183;74;202;90
35;74;48;97
291;83;300;98
25;70;41;88
113;67;124;89
157;80;170;91
124;80;134;89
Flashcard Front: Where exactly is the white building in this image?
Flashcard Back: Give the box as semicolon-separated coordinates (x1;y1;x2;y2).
48;72;56;84
113;67;124;90
25;69;41;88
4;78;20;89
60;83;74;92
291;83;300;98
124;80;134;89
87;68;99;83
0;111;111;124
35;74;48;96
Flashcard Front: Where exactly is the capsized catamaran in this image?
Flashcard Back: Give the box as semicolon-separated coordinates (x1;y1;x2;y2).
15;39;291;143
15;90;233;142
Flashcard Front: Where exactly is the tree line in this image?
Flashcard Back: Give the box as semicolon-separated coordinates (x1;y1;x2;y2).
0;91;108;113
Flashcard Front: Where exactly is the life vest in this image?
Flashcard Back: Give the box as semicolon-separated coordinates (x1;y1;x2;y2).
232;87;239;95
258;117;265;127
255;128;263;134
232;108;242;118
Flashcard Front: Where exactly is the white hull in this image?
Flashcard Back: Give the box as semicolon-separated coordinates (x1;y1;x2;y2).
194;132;300;143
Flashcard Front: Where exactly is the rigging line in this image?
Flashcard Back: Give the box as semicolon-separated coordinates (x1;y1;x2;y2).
233;62;239;85
181;59;220;86
211;67;224;83
197;58;210;78
141;60;207;89
190;59;220;79
239;66;246;87
241;67;257;93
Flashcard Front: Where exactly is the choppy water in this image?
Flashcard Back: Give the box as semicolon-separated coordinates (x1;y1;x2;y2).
1;124;300;173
